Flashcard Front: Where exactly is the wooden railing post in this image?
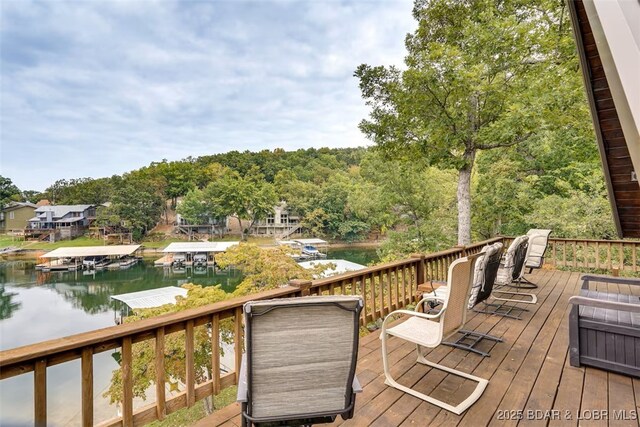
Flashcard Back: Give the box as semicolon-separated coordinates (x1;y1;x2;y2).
289;279;312;296
410;254;426;286
34;359;46;427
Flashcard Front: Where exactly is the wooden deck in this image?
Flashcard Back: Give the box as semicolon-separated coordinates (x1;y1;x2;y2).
199;269;640;427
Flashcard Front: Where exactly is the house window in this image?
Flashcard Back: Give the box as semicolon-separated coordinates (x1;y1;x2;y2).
267;216;275;225
9;212;15;220
281;214;288;224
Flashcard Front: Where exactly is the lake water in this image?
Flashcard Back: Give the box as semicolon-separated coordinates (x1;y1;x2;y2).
0;247;379;425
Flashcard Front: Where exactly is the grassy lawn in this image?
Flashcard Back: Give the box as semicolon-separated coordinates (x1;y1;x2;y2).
0;235;28;249
147;386;237;427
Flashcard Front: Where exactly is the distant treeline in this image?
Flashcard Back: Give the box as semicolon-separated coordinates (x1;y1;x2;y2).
1;139;615;258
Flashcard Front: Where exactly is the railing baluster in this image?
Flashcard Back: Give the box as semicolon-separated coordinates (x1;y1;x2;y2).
81;348;93;427
234;307;243;385
378;271;384;318
185;320;195;407
155;328;166;420
211;315;220;395
562;242;567;267
596;241;600;269
607;242;612;270
633;244;638;272
394;267;400;310
122;336;133;426
552;241;557;267
370;272;377;320
385;269;392;313
34;359;46;427
619;243;624;270
350;277;356;296
401;266;407;307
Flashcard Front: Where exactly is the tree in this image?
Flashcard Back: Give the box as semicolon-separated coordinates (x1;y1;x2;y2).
107;178;163;241
355;0;576;244
215;243;324;295
203;170;277;240
0;176;21;208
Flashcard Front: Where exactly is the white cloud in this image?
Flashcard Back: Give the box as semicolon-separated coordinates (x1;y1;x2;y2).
0;0;415;191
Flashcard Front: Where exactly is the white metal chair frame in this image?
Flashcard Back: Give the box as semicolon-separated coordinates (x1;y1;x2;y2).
380;256;488;415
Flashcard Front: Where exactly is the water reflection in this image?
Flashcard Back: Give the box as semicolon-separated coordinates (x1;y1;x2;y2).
0;259;244;322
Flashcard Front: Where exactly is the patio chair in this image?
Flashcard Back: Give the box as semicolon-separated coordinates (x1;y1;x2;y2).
238;295;363;427
380;255;489;415
495;236;540;297
520;229;552;286
439;243;504;356
473;242;537;319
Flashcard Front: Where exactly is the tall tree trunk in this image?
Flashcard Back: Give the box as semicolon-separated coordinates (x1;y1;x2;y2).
456;150;476;245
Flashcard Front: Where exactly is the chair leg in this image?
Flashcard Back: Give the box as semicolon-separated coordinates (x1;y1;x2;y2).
381;335;488;415
491;289;537;304
442;329;503;357
474;302;526;319
506;277;537;289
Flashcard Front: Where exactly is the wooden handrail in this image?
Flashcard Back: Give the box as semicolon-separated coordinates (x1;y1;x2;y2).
0;286;300;372
0;236;505;427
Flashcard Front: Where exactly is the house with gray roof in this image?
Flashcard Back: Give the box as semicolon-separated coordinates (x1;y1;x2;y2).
27;204;97;240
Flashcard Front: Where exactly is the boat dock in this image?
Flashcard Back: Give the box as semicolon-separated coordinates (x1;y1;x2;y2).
36;245;142;271
110;286;188;323
278;238;329;260
155;241;240;267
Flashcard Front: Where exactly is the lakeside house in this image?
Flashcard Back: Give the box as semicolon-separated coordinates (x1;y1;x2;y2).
175;200;302;238
0;202;37;234
251;201;301;237
26;204;97;241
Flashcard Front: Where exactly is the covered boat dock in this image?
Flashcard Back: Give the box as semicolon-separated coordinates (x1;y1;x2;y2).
110;286;188;323
36;245;142;271
155;241;240;267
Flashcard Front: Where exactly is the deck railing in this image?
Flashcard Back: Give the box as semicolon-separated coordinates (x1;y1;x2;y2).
546;238;640;273
0;236;502;427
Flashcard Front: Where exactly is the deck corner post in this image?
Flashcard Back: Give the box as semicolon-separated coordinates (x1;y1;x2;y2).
410;254;426;287
289;279;313;296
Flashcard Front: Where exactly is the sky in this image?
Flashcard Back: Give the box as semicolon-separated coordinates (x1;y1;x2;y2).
0;0;415;191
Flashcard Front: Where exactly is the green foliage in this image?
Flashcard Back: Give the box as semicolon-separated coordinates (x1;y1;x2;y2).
355;0;585;244
104;177;164;241
215;243;322;294
201;169;278;240
0;176;21;208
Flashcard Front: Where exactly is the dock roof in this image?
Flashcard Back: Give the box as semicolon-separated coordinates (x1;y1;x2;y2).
110;286;188;310
41;245;141;258
298;259;366;277
162;241;239;253
293;238;328;246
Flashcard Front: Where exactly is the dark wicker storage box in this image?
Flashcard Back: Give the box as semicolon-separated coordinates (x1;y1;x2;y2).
569;275;640;377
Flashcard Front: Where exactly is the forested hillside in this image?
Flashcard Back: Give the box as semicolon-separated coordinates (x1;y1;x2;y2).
1;138;614;258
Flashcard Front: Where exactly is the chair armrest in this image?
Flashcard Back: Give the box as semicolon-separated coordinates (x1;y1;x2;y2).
416;295;446;312
568;296;640;313
381;308;445;335
236;353;247;403
352;375;362;393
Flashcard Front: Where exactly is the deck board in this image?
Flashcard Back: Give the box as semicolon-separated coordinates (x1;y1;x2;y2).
198;269;640;426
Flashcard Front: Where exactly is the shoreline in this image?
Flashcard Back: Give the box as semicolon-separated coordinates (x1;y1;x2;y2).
0;240;382;260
